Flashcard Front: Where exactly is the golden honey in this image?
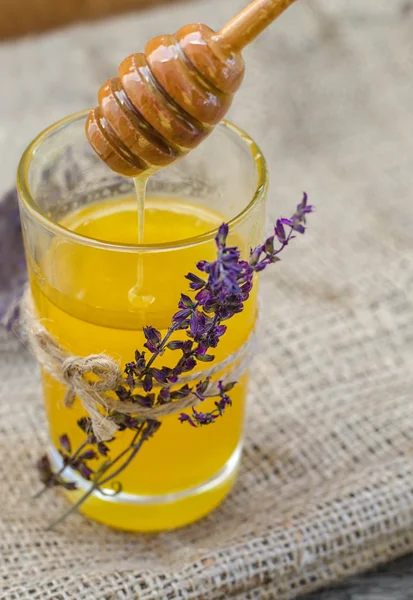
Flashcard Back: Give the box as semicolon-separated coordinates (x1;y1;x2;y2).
30;196;256;530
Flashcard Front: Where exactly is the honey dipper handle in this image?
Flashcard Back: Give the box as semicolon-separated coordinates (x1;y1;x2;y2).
216;0;297;52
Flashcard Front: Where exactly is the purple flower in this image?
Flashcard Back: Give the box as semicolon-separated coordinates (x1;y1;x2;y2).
215;398;231;414
195;378;210;398
214;324;227;339
191;248;248;320
249;246;263;267
36;455;54;486
196;322;227;350
97;442;109;456
172;308;192;323
240;281;252;300
189;311;211;340
59;434;71;454
280;193;313;234
178;294;196;309
254;262;268;272
62;481;78;491
166;372;178;384
192;408;218;425
248;192;313;274
195;288;212;305
143;326;162;353
275;220;287;244
297;192;313;216
77;417;92;433
143;373;153;392
178;413;196;427
190;311;200;337
292;221;305;234
215;381;234;415
196;260;209;273
179;357;197;373
215;223;229;249
151;368;169;384
182;340;193;353
220;381;236;393
158;388;171;404
195;351;214;362
166;340;184;351
75;463;93;481
146;420;161;437
185;272;205;291
124;351;147;381
264;236;275;254
78;449;97;461
128;417;141;429
134;351;146;372
174;319;191;331
194;344;207;355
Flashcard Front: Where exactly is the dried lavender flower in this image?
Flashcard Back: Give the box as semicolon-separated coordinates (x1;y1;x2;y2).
59;434;71;454
33;193;313;530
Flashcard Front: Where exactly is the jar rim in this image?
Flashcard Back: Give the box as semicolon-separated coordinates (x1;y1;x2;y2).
16;111;268;253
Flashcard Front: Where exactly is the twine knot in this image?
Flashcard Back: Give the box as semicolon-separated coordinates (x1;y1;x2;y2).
60;355;123;441
62;355;123;408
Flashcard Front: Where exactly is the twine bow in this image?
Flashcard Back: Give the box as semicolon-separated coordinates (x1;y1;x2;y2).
21;290;253;441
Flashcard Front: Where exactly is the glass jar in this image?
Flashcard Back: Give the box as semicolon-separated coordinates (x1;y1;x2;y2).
17;111;268;531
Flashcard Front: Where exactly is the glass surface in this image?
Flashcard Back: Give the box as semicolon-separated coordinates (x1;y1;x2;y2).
17;111;268;531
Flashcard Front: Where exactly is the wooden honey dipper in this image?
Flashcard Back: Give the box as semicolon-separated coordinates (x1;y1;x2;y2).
86;0;297;177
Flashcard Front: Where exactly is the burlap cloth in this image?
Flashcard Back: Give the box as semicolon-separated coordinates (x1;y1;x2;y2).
0;1;413;598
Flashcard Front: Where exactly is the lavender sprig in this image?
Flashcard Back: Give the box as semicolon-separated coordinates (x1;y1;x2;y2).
121;193;313;412
35;193;313;529
249;192;313;271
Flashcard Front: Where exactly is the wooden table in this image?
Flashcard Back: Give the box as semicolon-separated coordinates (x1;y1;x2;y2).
304;556;413;600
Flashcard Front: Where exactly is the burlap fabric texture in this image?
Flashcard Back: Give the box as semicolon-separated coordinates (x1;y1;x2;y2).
0;1;413;598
